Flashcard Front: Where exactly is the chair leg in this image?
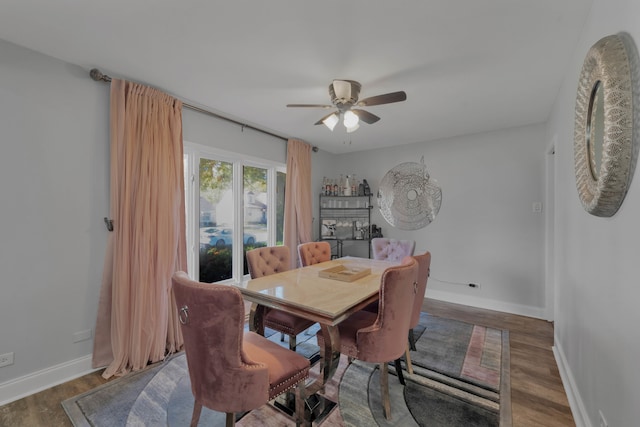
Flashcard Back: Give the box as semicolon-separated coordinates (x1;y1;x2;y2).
380;362;392;420
289;334;297;351
408;328;416;351
405;342;414;375
190;402;203;427
394;358;406;385
225;412;235;427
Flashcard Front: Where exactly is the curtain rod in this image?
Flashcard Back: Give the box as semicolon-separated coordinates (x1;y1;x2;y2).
89;68;318;152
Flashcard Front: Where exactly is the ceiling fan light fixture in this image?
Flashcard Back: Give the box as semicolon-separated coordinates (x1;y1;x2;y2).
332;80;352;101
287;79;406;131
343;110;359;128
322;113;339;131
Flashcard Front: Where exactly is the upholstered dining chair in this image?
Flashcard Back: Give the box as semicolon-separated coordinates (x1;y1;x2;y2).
362;238;415;316
172;271;310;427
316;257;419;420
403;251;431;375
363;251;431;376
371;237;416;261
297;241;332;267
246;246;316;351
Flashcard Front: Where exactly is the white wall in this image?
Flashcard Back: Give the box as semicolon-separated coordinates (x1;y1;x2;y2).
183;108;286;163
325;125;549;317
0;39;109;402
548;1;640;426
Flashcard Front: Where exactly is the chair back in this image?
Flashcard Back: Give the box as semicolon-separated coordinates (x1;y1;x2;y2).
410;252;431;329
172;272;269;413
356;257;419;362
246;246;290;278
371;238;416;261
298;241;331;266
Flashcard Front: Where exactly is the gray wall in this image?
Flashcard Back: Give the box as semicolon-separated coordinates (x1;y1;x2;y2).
547;0;640;426
321;124;548;317
0;39;109;400
183;109;286;163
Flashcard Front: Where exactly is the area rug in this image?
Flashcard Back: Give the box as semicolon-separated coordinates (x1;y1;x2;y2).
62;313;511;426
339;313;511;427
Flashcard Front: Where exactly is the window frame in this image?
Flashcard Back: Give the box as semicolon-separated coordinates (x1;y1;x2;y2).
183;141;286;284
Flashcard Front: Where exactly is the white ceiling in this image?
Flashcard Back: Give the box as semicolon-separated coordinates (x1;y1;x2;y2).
0;1;591;154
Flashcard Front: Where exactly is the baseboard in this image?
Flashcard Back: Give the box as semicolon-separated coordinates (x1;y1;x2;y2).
553;337;592;427
426;289;546;319
0;354;99;407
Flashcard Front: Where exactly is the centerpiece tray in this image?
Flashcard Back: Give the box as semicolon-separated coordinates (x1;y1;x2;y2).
318;265;371;282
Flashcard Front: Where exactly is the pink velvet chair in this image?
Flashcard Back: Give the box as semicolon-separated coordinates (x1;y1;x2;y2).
362;238;415;316
371;237;416;261
297;241;332;266
316;257;419;420
363;251;432;376
403;251;431;374
246;246;315;351
172;271;310;427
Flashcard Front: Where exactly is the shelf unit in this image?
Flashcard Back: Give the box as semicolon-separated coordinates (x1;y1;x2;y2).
319;194;372;258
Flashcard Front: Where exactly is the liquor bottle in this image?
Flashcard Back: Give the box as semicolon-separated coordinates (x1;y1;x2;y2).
362;179;371;196
344;175;351;196
332;179;339;196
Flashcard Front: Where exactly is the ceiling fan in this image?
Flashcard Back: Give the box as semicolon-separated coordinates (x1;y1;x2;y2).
287;80;407;133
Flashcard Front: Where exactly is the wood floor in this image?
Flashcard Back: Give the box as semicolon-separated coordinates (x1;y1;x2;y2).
423;299;575;427
0;299;575;426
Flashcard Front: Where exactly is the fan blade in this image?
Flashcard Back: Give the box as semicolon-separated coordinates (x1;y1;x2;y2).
287;103;333;108
357;91;407;107
314;111;339;126
352;109;380;124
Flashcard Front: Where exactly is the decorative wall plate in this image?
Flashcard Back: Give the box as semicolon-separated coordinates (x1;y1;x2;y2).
377;161;442;230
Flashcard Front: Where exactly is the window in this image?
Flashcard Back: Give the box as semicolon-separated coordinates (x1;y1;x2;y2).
183;142;285;283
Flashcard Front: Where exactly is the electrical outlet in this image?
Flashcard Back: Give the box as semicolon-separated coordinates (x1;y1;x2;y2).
73;329;93;343
0;352;15;368
598;410;608;427
532;202;543;213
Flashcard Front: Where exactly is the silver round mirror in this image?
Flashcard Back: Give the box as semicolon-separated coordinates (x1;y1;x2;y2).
574;33;640;217
586;80;604;180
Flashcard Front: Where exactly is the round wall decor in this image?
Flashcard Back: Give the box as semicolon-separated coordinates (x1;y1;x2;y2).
377;160;442;230
574;33;639;216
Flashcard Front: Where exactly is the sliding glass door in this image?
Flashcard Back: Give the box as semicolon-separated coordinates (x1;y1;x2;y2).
184;143;285;284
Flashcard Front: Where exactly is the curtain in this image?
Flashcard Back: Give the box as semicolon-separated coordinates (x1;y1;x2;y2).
283;139;313;268
92;79;187;378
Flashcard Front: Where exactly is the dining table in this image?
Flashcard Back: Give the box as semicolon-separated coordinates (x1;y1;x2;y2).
229;256;397;397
